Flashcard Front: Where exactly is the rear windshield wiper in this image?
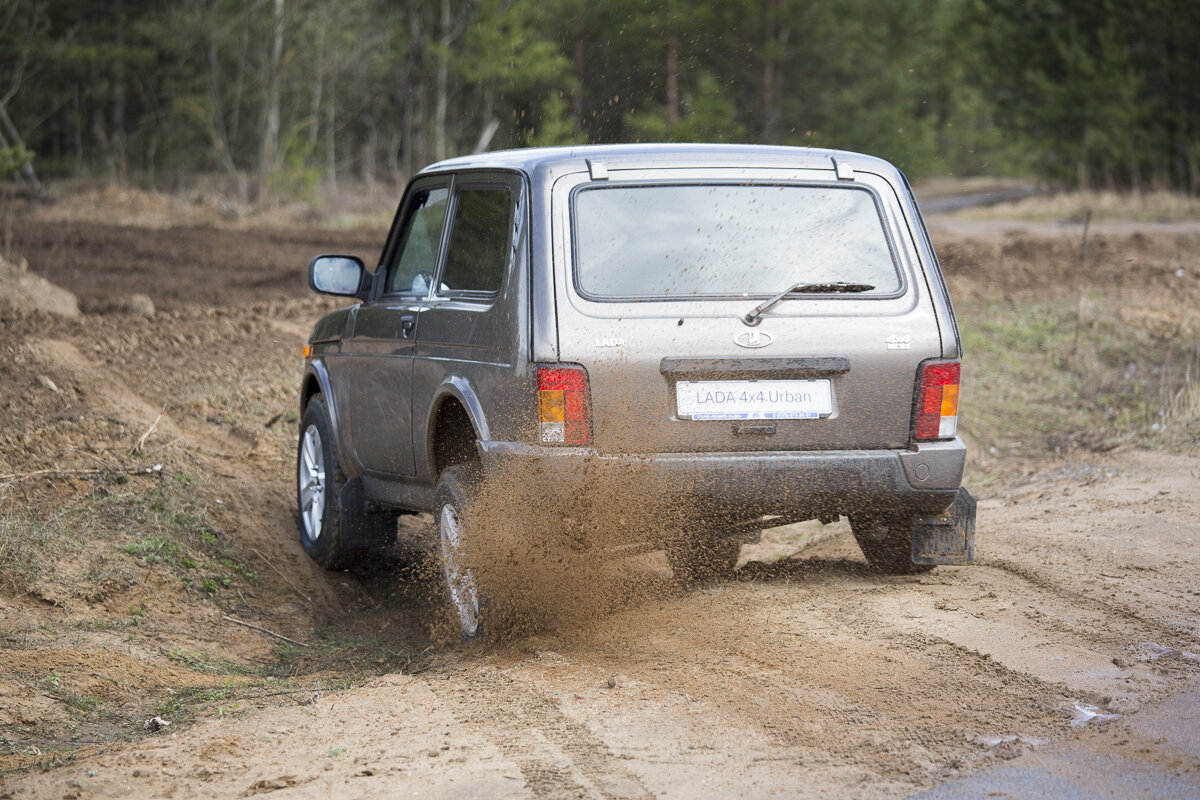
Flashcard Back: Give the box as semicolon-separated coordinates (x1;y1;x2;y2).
743;282;876;325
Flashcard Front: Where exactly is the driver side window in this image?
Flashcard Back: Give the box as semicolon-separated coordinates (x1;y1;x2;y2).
384;186;450;295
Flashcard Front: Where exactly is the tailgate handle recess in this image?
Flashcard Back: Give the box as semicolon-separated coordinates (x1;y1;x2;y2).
660;356;849;380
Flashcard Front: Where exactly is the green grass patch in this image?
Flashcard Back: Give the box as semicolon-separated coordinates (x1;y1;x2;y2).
0;509;89;592
950;189;1200;223
165;648;251;676
114;471;258;597
63;694;99;714
959;298;1200;454
265;626;433;680
153;684;240;722
1;467;257;600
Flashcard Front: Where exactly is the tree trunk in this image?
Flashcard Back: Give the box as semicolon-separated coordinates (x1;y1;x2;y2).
666;28;679;132
364;119;377;184
761;0;782;144
111;0;127;180
325;66;337;189
230;8;249;148
205;0;242;192
73;84;83;177
435;0;450;161
572;12;585;137
311;22;324;156
259;0;285;190
0;105;45;200
399;8;418;179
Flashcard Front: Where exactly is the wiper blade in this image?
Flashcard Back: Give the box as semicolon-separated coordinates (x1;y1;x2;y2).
790;282;876;294
743;282;876;325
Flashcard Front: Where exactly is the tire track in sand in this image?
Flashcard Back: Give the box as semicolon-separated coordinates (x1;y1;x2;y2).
439;667;655;799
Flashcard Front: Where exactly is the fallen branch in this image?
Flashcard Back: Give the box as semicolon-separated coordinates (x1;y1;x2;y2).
222;615;309;648
62;447;123;471
133;412;164;454
0;464;163;489
251;547;312;605
402;645;434;674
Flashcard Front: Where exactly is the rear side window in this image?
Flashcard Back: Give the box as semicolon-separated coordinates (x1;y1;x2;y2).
572;183;900;299
439;187;513;295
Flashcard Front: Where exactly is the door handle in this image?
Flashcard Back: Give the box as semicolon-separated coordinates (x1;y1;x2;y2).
400;315;416;338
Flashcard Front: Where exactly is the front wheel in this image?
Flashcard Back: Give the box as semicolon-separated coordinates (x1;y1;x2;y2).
297;395;393;570
850;515;934;574
434;465;485;642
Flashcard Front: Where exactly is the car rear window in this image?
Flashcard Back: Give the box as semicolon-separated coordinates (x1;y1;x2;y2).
572;184;901;299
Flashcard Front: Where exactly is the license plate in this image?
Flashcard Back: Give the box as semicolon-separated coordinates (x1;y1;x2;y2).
675;379;833;420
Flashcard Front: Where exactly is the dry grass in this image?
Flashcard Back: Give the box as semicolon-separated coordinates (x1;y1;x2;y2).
913;176;1033;201
959;298;1200;456
0;510;82;593
1156;353;1200;447
28;178;398;231
952;190;1200;223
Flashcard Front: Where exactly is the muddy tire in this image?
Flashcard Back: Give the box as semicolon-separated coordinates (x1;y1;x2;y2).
434;464;486;642
296;395;378;570
667;537;741;585
850;516;934;574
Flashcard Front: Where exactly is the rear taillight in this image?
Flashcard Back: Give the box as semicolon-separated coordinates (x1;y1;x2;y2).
914;361;960;441
537;366;591;444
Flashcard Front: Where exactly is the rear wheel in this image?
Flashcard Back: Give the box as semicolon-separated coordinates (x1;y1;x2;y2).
434;465;485;642
850;515;934;574
297;395;392;569
667;537;742;585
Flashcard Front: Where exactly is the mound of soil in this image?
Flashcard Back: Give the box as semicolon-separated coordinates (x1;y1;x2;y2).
7;220;383;311
29;186;228;229
0;255;78;317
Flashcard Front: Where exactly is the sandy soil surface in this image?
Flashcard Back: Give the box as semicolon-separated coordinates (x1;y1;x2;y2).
0;210;1197;798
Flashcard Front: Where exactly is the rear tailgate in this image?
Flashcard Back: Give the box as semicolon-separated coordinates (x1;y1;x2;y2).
550;166;943;456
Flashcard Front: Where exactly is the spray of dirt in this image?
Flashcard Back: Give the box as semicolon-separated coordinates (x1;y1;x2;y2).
421;456;683;643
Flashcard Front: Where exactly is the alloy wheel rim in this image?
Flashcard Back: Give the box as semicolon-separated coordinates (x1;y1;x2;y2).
298;425;326;542
439;504;481;639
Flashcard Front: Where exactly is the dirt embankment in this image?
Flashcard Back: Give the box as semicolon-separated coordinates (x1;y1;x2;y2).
0;213;1197;798
5;220;383;311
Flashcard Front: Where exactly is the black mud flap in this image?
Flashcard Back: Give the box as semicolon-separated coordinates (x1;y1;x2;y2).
911;487;976;566
339;478;397;549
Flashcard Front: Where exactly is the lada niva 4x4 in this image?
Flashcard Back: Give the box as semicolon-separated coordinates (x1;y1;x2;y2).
296;144;976;640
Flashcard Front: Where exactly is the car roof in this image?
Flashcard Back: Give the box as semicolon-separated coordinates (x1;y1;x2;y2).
417;143;900;180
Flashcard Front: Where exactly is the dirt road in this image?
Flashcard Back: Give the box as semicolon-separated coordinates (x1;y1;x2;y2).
1;213;1197;798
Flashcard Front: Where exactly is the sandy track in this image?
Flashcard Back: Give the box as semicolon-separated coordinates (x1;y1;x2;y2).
8;451;1197;799
1;219;1198;798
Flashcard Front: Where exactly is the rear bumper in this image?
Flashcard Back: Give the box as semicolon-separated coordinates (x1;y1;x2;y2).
476;438;966;520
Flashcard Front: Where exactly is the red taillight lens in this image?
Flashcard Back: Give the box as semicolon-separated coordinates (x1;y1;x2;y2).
537;366;591;444
915;361;960;441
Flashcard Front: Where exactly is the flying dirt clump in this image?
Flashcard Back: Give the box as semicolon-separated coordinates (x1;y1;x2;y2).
0;255;79;317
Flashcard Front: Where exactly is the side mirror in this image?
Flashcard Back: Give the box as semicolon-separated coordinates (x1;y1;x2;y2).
309;255;367;298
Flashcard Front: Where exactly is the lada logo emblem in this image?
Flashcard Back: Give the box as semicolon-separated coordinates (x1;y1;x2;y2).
734;330;774;349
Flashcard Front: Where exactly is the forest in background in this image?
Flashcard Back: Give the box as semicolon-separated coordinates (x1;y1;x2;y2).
1;0;1198;201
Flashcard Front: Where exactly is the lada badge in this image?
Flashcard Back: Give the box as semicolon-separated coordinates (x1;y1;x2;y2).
734;330;774;349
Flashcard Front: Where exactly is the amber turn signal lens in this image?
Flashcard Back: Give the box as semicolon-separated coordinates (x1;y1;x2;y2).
915;360;960;441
